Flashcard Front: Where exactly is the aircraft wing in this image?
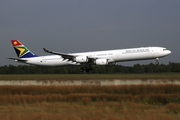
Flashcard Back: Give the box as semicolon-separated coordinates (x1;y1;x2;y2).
43;48;97;62
43;48;116;65
43;48;76;60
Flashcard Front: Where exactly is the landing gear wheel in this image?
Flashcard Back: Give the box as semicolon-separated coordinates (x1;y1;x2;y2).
80;68;84;72
89;65;93;71
80;65;93;73
85;69;90;73
155;58;159;65
80;66;86;72
156;61;159;65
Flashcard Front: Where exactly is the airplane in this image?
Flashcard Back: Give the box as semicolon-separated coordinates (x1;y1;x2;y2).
8;40;171;72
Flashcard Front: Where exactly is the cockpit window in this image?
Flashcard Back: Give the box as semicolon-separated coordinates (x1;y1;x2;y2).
163;49;167;51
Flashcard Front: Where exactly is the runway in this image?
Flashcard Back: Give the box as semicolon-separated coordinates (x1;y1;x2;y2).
0;79;180;86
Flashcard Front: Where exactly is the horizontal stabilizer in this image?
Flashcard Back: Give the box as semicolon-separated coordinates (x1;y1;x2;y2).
8;58;27;62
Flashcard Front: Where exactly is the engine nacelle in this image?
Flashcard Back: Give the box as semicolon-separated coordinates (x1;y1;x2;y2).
74;56;88;63
95;59;108;65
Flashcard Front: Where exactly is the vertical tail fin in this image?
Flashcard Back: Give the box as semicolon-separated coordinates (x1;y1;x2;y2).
11;40;38;58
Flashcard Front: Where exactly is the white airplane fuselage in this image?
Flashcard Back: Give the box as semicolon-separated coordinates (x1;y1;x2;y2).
22;47;171;66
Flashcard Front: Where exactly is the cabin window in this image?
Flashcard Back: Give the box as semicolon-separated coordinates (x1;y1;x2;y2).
97;54;107;56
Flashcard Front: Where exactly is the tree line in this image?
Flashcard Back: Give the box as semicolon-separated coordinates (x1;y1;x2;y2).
0;62;180;74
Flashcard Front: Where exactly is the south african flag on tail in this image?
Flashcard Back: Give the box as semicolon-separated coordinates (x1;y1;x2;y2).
11;40;38;58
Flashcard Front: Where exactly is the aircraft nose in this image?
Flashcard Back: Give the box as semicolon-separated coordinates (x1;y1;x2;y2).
167;50;171;55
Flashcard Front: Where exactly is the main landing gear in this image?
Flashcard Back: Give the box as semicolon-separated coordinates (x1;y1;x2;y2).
80;65;93;72
155;58;159;65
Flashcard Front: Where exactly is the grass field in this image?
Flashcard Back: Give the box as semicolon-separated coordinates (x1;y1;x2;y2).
0;102;180;120
0;73;180;120
0;73;180;80
0;85;180;120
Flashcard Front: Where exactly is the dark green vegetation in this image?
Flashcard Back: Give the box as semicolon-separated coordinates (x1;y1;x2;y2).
1;62;180;74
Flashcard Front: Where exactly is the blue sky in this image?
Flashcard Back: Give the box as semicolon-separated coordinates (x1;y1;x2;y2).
1;0;180;66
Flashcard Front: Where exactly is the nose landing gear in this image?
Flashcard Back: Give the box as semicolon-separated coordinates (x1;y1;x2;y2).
155;58;159;65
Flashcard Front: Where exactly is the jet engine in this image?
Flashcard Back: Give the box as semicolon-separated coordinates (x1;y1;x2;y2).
74;56;88;63
95;59;108;65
